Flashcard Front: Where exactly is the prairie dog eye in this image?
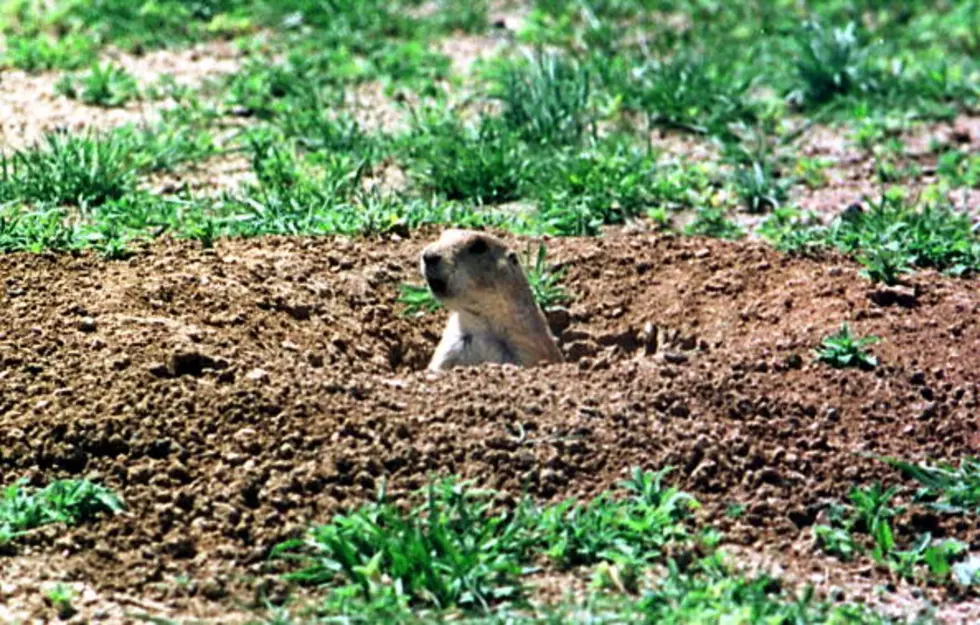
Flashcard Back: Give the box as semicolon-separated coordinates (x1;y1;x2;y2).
468;239;488;255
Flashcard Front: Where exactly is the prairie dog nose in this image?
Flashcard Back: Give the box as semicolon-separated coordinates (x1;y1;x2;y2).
423;252;441;269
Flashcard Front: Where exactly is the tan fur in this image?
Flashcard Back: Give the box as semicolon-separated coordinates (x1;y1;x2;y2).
420;229;564;371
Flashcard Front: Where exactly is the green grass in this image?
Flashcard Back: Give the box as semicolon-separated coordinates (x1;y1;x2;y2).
1;33;98;71
759;193;980;281
55;62;140;108
813;323;880;370
405;112;530;205
0;132;139;207
0;0;254;60
790;21;879;108
813;481;975;587
937;149;980;188
0;478;125;545
44;584;77;620
273;467;697;612
491;50;595;148
627;53;759;136
684;207;745;241
883;457;980;515
265;470;914;624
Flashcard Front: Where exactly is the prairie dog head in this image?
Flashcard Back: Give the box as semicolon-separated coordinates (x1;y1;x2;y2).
420;229;532;315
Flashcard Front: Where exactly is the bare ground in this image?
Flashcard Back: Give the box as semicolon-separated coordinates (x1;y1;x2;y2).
0;39;245;152
0;229;977;623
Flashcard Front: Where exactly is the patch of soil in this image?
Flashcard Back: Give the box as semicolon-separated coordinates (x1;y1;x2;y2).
0;39;244;151
439;33;510;75
102;39;245;88
0;230;978;622
791;115;980;220
142;152;256;197
346;81;414;134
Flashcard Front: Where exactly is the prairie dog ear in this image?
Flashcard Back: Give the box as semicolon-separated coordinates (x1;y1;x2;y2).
507;250;519;265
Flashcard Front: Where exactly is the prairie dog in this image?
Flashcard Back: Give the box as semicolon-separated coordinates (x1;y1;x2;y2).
420;229;564;371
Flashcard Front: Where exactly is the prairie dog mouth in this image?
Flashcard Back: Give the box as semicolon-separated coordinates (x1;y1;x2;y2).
426;276;448;297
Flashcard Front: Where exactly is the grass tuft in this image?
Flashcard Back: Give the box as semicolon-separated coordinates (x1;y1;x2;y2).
0;478;125;545
684;207;744;241
493;50;594;148
791;21;877;107
0;132;138;207
405;112;529;205
56;63;140;108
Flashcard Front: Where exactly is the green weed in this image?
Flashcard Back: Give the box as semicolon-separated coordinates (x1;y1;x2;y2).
273;477;531;611
791;21;878;107
1;0;254;54
814;495;893;563
0;478;125;545
889;533;968;582
2;34;97;71
84;218;133;260
534;142;662;228
44;584;77;620
848;483;902;563
397;283;442;318
937;149;980;188
56;63;140;108
722;127;792;214
725;503;747;519
274;467;696;612
812;482;970;585
637;555;895;624
628;54;758;136
883;457;980;515
534;195;605;237
266;492;912;625
794;156;831;189
523;243;571;311
0;132;138;207
731;161;788;213
3;0;978;265
537;467;697;569
224;57;324;120
813;323;880;370
813;521;861;561
432;0;489;34
0;207;78;253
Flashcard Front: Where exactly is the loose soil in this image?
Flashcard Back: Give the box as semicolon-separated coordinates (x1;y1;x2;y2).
1;228;977;623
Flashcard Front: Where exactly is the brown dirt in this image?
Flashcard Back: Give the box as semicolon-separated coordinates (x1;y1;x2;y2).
0;229;977;622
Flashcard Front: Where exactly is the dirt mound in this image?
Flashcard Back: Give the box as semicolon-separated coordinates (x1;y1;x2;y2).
0;230;977;618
